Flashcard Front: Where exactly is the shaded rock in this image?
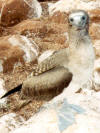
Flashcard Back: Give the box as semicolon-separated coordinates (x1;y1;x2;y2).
0;0;42;26
0;35;39;73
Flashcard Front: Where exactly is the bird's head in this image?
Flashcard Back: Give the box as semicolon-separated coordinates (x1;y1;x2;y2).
68;10;89;31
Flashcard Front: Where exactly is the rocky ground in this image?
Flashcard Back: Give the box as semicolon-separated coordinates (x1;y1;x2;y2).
0;0;100;133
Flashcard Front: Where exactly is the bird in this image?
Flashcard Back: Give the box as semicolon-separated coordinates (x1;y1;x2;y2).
1;10;95;105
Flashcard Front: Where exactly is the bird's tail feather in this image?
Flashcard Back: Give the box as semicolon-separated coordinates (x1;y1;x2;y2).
1;84;22;99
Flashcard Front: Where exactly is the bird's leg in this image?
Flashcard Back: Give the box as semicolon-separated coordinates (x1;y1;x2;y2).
63;81;81;95
14;89;32;110
15;99;31;110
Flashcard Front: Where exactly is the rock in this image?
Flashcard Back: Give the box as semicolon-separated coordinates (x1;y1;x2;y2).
10;19;47;36
0;0;42;26
1;86;99;133
0;113;24;133
0;35;39;73
0;125;9;133
88;9;100;23
10;92;100;133
0;78;6;97
63;114;100;133
90;23;100;40
0;78;7;108
48;0;100;15
93;40;100;57
40;2;49;16
9;18;68;52
93;59;100;91
10;18;68;36
49;11;68;24
0;1;100;133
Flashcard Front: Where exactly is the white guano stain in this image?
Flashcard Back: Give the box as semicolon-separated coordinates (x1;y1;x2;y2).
33;0;42;18
21;36;39;56
0;79;7;108
0;78;6;97
24;0;42;18
8;35;39;63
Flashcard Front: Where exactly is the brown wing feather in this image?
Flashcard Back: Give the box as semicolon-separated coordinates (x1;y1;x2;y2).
30;49;68;76
31;51;58;76
20;66;72;99
1;49;68;99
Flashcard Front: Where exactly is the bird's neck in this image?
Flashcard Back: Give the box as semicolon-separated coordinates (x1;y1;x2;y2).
68;28;90;52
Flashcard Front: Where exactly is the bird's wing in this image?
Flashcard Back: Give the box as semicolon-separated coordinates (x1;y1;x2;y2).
30;48;68;76
1;49;68;99
20;66;72;99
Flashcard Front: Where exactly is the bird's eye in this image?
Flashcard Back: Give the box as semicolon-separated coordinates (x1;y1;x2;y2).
82;16;85;20
70;18;74;22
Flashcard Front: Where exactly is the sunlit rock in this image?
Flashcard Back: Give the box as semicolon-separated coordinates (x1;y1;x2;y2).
10;92;100;133
49;0;100;15
0;78;7;108
0;113;24;133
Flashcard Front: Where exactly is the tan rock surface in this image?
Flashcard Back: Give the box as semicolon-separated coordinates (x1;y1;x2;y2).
8;18;68;52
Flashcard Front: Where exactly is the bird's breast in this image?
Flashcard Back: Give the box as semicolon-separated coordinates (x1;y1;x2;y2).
67;43;95;75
